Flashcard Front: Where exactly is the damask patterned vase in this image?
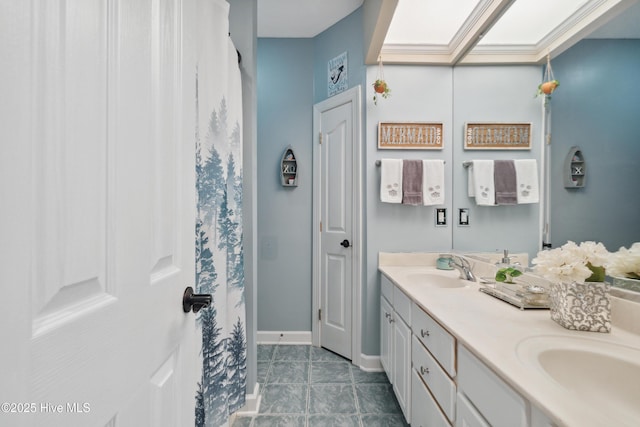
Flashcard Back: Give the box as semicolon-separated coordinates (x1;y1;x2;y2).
549;282;611;332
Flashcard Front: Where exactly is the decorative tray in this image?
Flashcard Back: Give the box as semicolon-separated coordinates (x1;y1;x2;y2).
478;279;550;310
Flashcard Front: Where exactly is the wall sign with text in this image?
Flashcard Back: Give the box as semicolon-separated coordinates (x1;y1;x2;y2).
378;122;444;150
464;123;531;150
327;52;348;97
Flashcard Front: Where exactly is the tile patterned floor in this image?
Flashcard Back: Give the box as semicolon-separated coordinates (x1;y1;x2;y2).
232;345;409;427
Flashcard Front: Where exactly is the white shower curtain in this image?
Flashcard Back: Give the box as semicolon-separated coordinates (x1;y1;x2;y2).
194;1;246;426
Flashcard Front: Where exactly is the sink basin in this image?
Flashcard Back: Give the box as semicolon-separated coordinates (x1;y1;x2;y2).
403;272;467;288
517;335;640;423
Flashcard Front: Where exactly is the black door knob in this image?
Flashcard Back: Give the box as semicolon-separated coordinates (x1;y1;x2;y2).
340;239;351;248
182;287;212;313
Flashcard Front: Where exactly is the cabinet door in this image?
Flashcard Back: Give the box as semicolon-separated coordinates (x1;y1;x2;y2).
456;392;489;427
380;296;393;381
458;345;527;427
531;405;556;427
393;314;412;423
412;370;450;427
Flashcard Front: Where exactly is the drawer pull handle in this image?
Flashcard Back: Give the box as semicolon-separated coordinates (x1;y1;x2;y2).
385;312;391;319
420;329;430;338
420;366;430;375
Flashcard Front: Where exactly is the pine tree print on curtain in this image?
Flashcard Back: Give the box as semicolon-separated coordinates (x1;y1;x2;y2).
194;1;246;425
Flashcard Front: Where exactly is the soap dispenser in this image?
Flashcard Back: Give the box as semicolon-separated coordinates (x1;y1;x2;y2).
501;249;510;265
496;249;511;268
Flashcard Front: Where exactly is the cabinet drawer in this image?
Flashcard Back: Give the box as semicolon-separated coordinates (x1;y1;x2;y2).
393;285;411;325
458;345;527;427
412;303;456;377
411;369;451;427
381;274;393;302
412;336;455;422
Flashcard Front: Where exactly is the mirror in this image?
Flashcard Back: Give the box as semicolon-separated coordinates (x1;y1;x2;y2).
450;65;542;262
369;2;640;299
450;29;640;293
541;38;640;294
365;3;639;297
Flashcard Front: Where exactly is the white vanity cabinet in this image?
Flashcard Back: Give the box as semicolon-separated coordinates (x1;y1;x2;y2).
382;273;455;426
381;271;548;427
457;344;528;427
380;274;412;423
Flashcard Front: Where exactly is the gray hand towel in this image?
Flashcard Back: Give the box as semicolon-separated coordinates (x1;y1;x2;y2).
402;159;423;205
494;160;517;205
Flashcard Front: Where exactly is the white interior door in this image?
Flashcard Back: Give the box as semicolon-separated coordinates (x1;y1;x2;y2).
0;1;198;426
313;87;362;362
320;101;353;359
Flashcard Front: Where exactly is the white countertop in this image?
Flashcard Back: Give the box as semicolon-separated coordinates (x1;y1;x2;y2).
378;256;640;427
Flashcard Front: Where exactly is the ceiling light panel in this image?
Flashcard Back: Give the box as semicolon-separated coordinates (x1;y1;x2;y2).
478;0;590;45
384;0;480;45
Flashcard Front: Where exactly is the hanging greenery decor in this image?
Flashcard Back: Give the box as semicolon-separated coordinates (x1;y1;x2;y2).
373;56;391;105
537;54;559;98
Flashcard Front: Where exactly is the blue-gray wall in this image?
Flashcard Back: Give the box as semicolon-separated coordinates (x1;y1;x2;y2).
452;65;542;258
257;8;364;333
364;65;454;355
313;8;365;104
549;39;640;251
363;64;542;355
257;38;314;331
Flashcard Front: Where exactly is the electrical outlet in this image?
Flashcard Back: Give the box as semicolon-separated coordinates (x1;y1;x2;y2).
436;208;447;226
459;208;470;226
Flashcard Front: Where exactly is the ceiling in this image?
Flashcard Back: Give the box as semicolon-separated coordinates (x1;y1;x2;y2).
257;0;640;64
257;0;363;38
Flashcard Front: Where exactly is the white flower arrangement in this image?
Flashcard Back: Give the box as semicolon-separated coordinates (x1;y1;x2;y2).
532;241;609;284
606;242;640;280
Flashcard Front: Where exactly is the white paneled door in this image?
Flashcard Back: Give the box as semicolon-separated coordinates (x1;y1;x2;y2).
313;87;362;362
0;1;198;426
320;100;353;359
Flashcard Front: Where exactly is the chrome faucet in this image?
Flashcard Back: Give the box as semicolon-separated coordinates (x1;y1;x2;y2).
448;255;477;282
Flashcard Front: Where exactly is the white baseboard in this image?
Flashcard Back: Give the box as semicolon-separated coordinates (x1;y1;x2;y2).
255;334;382;373
257;331;312;345
358;353;383;372
233;382;261;416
